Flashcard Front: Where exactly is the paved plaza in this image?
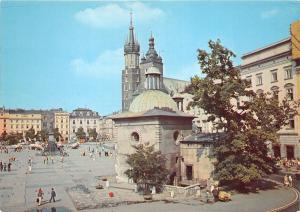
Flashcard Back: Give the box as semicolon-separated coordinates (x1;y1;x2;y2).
0;143;298;212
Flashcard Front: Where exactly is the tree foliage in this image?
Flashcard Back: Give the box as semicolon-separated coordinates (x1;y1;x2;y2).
88;128;98;141
125;144;168;193
25;128;36;143
53;128;62;142
36;129;48;142
187;40;300;188
76;127;86;140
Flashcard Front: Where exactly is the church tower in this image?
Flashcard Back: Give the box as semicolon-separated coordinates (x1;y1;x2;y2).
122;14;140;111
139;34;164;93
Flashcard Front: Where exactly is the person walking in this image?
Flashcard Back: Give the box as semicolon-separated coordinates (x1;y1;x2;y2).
3;163;7;171
37;188;44;206
49;188;56;202
0;161;3;172
288;175;293;187
284;175;289;187
8;162;11;172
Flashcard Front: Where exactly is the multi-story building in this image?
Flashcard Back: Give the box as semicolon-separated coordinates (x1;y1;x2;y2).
54;111;70;143
99;116;114;141
240;20;300;159
8;109;42;136
69;108;100;141
0;107;9;135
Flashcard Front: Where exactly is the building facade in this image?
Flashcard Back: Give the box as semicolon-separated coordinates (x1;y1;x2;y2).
54;111;70;143
0;108;9;135
8;109;42;136
99;116;114;141
240;20;300;159
69;108;100;141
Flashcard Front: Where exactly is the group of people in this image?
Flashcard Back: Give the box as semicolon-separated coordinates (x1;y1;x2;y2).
43;156;55;164
276;157;300;171
0;160;12;172
36;187;56;206
0;146;9;154
283;174;293;187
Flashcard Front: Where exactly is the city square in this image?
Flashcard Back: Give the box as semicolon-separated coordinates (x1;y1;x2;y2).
0;143;298;212
1;1;300;212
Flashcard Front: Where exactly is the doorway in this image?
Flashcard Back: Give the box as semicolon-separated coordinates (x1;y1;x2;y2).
186;165;193;180
286;145;295;160
273;145;281;158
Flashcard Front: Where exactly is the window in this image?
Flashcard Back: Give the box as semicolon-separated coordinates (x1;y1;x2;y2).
87;120;89;124
271;86;279;100
131;132;140;142
80;120;82;124
288;118;295;129
246;76;252;86
285;84;294;101
73;129;75;133
284;67;292;79
37;125;39;128
256;74;262;86
73;120;75;124
271;70;278;82
94;120;96;124
173;130;180;141
66;131;68;134
61;119;63;123
287;88;293;100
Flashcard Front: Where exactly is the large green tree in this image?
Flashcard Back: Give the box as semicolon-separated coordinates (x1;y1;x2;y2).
7;133;19;145
36;129;48;142
125;144;168;194
25;127;36;143
76;127;86;141
88;128;98;141
187;40;299;188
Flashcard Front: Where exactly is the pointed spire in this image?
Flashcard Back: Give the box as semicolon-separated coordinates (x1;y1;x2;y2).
124;12;140;54
130;11;133;28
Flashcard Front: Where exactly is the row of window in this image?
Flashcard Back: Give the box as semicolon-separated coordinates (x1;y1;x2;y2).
71;120;97;125
10;124;40;129
246;67;292;86
256;84;294;101
10;119;41;123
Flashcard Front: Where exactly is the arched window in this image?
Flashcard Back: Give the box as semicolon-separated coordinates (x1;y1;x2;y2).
173;130;180;141
284;83;294;101
271;86;279;100
131;132;140;142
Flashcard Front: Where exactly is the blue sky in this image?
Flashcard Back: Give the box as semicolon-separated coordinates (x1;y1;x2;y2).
1;1;299;115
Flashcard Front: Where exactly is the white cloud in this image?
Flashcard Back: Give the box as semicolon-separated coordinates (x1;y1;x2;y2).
74;2;165;28
261;9;279;19
70;48;123;78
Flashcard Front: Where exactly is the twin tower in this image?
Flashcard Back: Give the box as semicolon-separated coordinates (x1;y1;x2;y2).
122;17;165;111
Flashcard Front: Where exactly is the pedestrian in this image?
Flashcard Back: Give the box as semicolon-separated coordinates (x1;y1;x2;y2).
3;163;7;171
99;151;101;157
284;175;289;187
51;156;54;164
49;188;56;202
0;161;3;172
28;164;32;173
8;162;11;172
44;157;46;164
37;188;44;206
288;175;293;187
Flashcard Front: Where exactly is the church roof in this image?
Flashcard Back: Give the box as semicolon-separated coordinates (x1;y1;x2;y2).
129;90;177;113
110;108;194;120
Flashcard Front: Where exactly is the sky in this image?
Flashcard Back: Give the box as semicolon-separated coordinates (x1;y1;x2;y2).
0;1;299;115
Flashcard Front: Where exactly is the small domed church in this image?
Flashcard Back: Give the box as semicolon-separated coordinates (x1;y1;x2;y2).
111;16;194;183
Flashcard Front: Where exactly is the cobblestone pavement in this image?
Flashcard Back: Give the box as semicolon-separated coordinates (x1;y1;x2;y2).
0;143;298;212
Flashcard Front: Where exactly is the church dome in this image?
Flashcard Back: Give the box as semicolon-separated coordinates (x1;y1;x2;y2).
129;90;178;113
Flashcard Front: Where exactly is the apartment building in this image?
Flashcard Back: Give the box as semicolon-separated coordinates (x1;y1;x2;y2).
240;20;300;159
54;111;70;143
